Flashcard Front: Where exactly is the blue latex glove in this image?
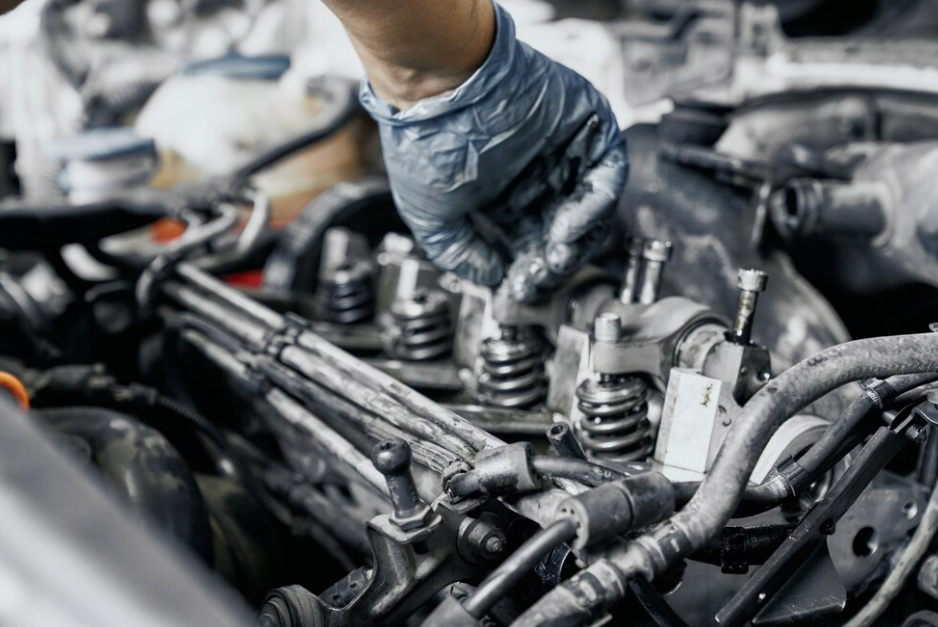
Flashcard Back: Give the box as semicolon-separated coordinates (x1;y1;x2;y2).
359;1;628;303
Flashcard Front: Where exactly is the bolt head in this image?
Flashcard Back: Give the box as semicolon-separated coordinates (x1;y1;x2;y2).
371;439;411;474
642;239;673;263
548;422;570;439
908;424;929;444
737;269;768;292
391;504;435;531
484;535;506;556
928;390;938;409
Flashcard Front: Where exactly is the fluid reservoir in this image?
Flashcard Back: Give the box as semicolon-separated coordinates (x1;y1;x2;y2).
135;52;368;228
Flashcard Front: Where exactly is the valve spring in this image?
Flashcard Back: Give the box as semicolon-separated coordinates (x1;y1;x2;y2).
576;374;653;465
318;261;374;325
387;289;453;361
478;327;548;409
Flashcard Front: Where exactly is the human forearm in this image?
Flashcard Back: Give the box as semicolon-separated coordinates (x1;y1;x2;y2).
321;0;495;108
0;0;23;15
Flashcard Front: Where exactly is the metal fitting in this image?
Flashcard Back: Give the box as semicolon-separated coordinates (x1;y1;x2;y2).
929;390;938;409
637;240;673;305
371;439;433;531
546;422;587;460
731;269;768;345
447;443;541;500
619;237;645;304
913;394;938;432
906;424;928;445
593;313;623;343
737;268;768;293
457;515;508;564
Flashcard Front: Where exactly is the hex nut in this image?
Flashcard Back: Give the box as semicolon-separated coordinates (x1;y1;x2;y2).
737;269;768;293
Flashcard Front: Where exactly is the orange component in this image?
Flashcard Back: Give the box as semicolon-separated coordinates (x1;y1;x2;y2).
223;269;264;288
0;371;29;411
149;218;186;243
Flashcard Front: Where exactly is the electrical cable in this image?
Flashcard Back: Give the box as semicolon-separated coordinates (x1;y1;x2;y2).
229;78;359;190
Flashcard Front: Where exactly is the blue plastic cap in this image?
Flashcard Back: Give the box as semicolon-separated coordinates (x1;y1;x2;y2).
177;52;291;81
45;127;156;162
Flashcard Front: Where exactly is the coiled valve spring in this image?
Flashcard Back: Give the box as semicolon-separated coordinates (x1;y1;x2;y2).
387;289;453;361
478;326;548;409
317;262;374;325
576;374;652;465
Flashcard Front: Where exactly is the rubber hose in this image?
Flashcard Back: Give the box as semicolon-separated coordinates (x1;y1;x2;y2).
0;199;168;248
462;519;577;619
511;333;938;627
742;372;938;508
676;372;938;510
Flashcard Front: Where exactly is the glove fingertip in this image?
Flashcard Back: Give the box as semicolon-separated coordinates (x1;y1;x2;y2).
509;273;540;303
458;254;506;288
548;197;615;244
545;241;582;275
454;259;505;288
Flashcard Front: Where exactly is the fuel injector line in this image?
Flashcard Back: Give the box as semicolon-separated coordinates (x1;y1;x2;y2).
673;371;938;511
163;266;640;525
170;263;501;454
546;422;587;460
447;452;631;500
530;456;629;487
509;333;938;627
254;355;464;472
167;279;480;464
177;327;391;497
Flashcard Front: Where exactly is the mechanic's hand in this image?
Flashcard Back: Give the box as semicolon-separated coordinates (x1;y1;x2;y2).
0;0;24;15
359;1;628;303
